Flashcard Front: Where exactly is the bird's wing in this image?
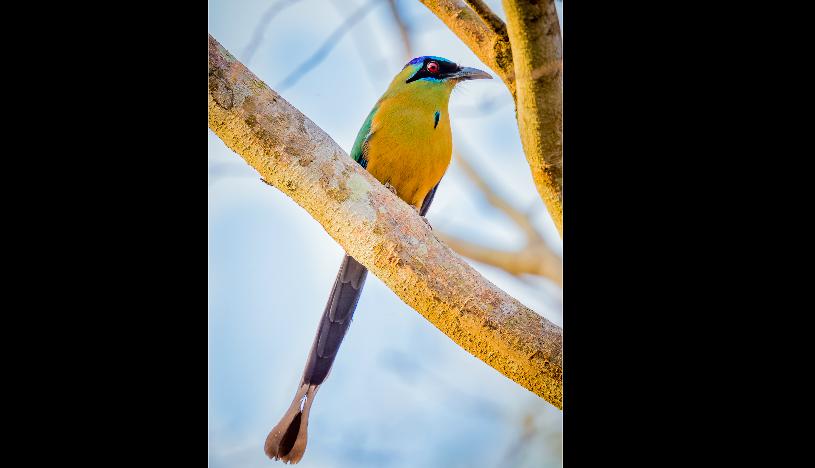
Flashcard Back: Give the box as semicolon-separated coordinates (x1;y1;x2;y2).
349;104;379;168
420;182;439;216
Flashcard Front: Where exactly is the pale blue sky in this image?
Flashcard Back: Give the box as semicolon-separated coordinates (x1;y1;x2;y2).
209;1;563;467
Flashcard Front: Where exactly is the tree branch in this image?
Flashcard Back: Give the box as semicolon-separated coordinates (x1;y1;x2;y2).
464;0;508;38
387;0;414;60
417;0;515;97
208;34;562;408
275;0;382;92
502;0;563;235
330;0;387;92
454;150;541;242
241;0;302;64
438;151;562;285
435;232;562;285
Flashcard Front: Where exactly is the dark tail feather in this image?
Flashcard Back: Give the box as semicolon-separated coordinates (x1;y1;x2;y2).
302;255;368;386
265;255;368;463
264;384;317;464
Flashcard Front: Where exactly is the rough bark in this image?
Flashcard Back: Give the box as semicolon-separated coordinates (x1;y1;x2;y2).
502;0;563;235
208;34;562;408
464;0;508;38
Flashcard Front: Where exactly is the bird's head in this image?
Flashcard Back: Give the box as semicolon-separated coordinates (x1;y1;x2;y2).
386;56;492;95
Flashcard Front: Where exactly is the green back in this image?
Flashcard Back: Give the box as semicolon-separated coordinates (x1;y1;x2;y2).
350;104;379;166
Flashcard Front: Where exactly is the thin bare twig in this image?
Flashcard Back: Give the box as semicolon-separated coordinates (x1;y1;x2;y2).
330;0;387;92
241;0;303;64
275;0;383;92
387;0;414;59
437;150;562;286
454;151;540;242
435;232;562;285
495;413;538;468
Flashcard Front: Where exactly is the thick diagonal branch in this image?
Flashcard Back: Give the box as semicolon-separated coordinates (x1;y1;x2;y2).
208;34;562;408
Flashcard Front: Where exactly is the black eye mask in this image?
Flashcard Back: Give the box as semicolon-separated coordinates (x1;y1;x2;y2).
406;58;460;84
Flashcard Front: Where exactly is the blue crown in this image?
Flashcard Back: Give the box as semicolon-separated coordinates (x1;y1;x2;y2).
403;56;453;69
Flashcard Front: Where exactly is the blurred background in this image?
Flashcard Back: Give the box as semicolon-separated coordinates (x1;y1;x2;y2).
208;1;563;466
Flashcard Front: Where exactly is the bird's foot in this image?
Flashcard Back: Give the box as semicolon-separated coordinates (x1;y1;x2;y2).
384;181;398;196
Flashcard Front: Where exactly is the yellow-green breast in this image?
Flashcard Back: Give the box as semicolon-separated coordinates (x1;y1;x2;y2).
364;77;454;208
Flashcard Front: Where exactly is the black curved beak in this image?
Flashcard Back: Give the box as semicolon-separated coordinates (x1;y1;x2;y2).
451;66;493;81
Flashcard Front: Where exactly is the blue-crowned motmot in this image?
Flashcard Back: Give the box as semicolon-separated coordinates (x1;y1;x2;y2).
265;56;491;463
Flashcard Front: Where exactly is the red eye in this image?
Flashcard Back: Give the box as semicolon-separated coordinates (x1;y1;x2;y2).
427;61;439;73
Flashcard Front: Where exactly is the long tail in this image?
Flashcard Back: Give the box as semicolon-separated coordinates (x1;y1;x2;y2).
265;254;368;463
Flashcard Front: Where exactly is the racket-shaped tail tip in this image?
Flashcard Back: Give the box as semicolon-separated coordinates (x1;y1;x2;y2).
265;384;317;464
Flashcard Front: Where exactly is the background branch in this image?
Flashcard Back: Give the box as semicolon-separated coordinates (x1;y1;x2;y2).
438;151;562;285
331;0;388;92
275;0;383;91
387;0;414;60
241;0;303;64
209;34;562;408
454;150;541;242
435;232;562;285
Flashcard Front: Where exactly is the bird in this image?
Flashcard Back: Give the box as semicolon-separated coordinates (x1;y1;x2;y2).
264;56;492;464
